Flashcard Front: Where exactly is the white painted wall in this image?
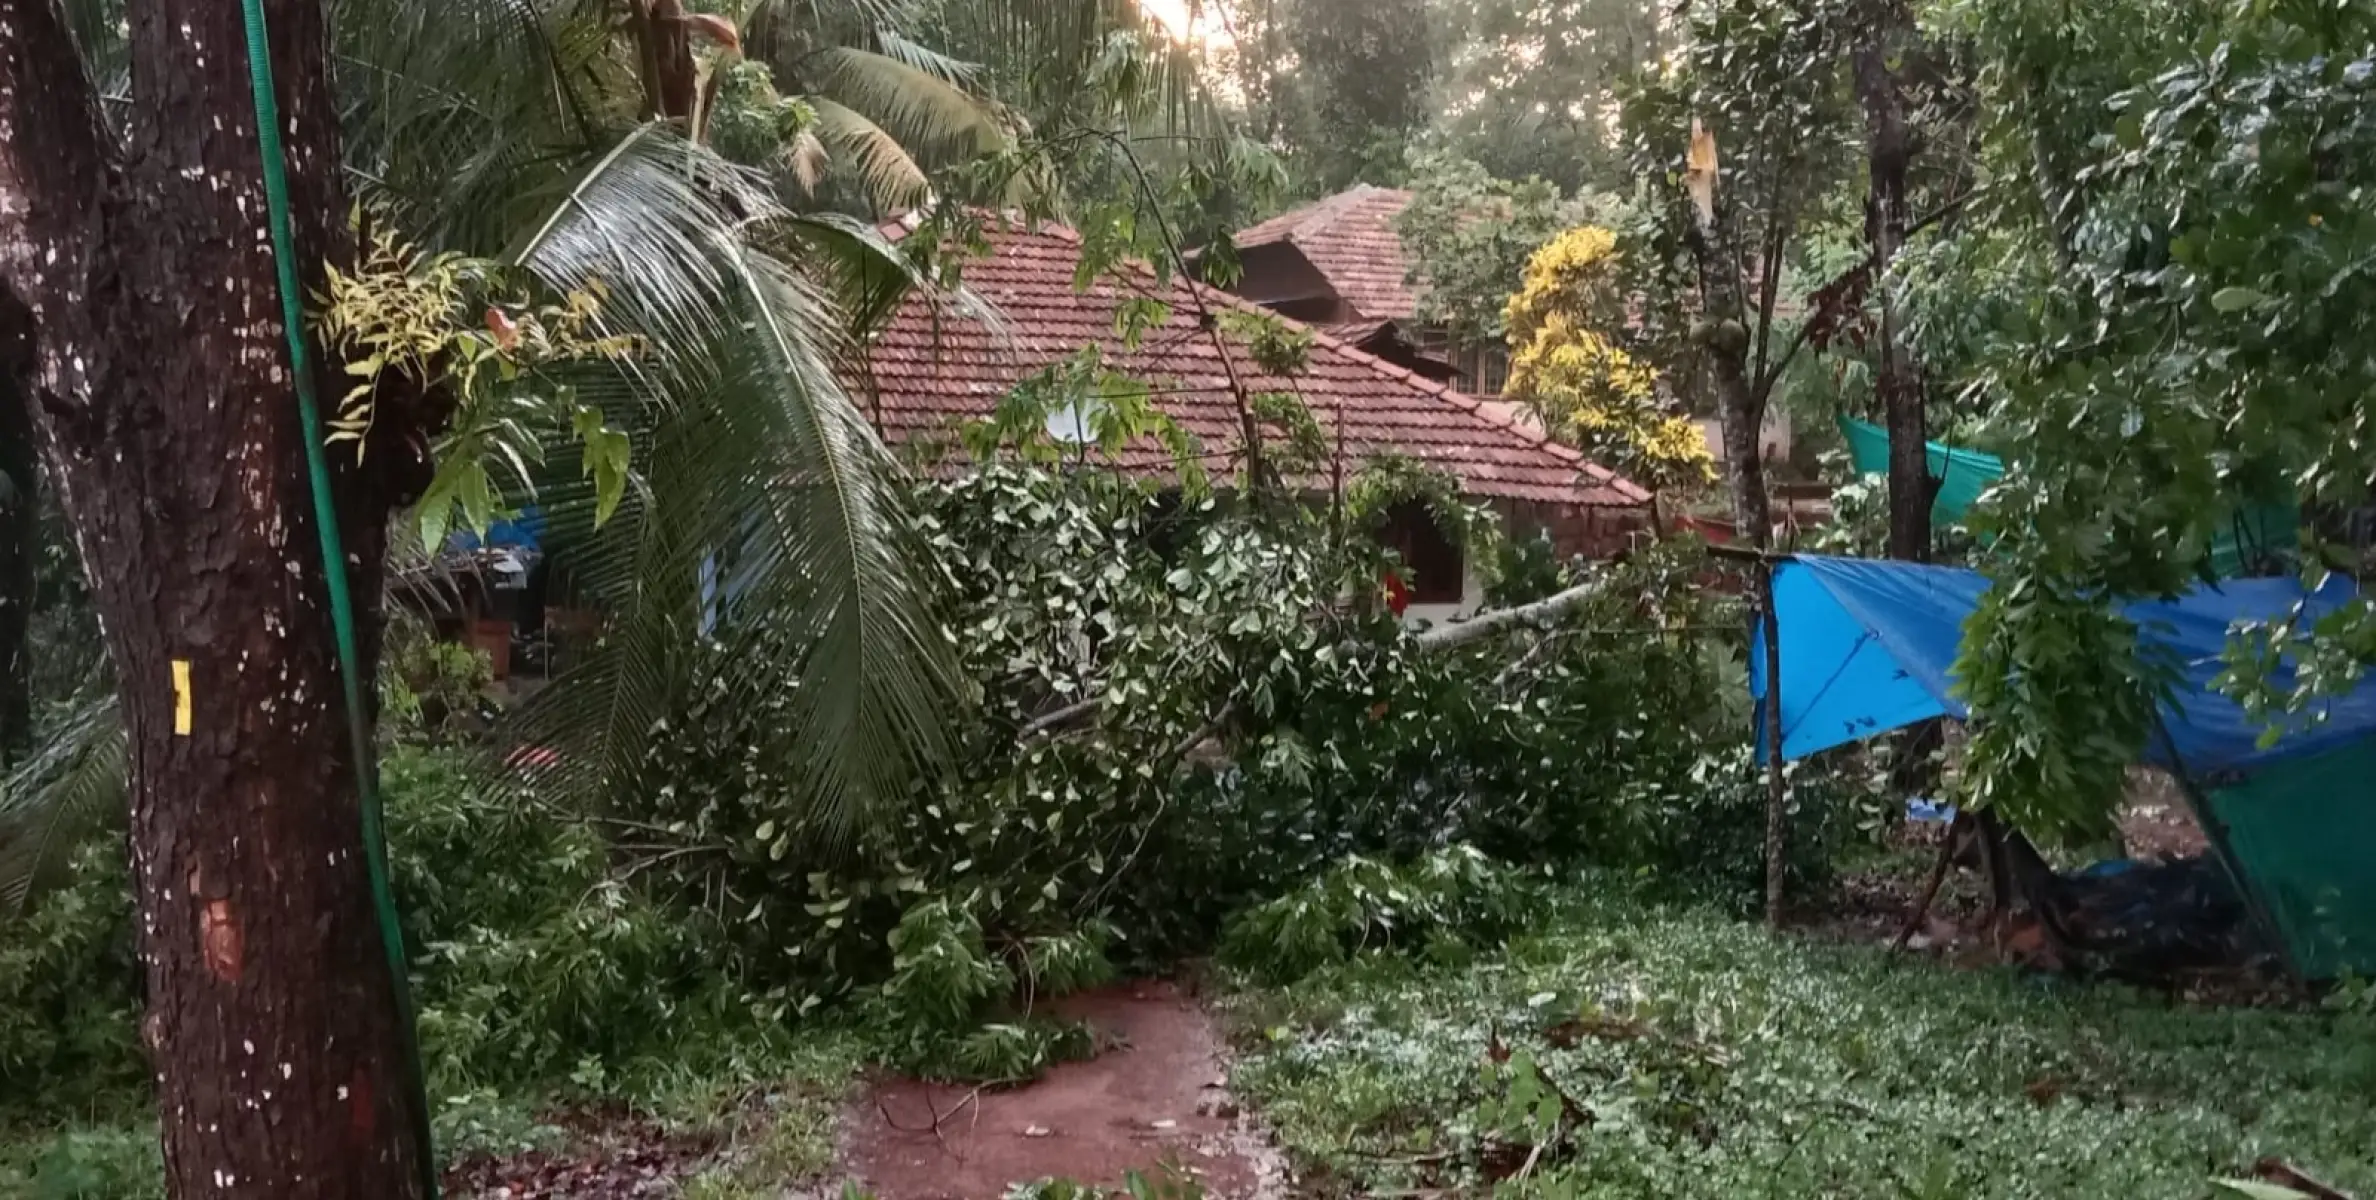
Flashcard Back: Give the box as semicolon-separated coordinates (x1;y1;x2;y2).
1696;410;1794;464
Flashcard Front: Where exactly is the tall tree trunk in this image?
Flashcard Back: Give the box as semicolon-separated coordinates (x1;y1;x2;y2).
1681;128;1785;925
642;0;701;121
1851;0;1928;564
1683;204;1771;544
0;375;33;760
1853;0;1945;799
1;1;437;1195
1709;358;1772;544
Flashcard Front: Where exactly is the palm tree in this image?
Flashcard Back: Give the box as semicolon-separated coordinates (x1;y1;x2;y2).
0;0;1197;904
740;0;1012;210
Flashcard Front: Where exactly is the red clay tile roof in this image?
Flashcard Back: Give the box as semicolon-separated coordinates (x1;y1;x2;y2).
862;217;1650;508
1232;185;1419;322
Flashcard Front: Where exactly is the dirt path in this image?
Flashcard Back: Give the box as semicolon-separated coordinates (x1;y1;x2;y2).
836;981;1284;1199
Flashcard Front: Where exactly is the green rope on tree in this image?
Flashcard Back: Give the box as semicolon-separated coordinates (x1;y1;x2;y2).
235;2;439;1194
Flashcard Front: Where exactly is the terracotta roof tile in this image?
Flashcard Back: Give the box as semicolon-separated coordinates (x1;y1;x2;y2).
1233;185;1419;321
862;217;1649;508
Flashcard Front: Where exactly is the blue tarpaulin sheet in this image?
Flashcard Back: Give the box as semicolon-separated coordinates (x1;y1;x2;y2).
445;506;545;554
1748;554;2376;774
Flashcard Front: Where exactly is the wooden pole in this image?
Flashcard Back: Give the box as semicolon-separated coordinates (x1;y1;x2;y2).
1760;558;1789;926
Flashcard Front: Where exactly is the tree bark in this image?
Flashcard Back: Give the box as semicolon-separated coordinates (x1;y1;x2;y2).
1;0;434;1195
0;374;34;760
1851;0;1928;564
641;0;700;121
1680;122;1788;926
1680;153;1771;546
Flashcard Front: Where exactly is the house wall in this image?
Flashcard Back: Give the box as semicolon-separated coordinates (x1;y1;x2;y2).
1399;499;1654;629
1695;411;1794;465
1502;499;1656;560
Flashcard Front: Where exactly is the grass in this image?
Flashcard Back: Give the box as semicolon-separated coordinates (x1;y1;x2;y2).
1224;886;2376;1199
14;883;2376;1199
0;1125;161;1200
0;1032;867;1200
663;1058;859;1200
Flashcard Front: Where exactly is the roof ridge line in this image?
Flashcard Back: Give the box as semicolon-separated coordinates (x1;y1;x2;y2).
1078;219;1651;503
877;211;1652;507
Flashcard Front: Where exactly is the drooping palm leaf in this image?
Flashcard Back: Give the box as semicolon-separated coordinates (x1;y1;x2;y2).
508;123;765;362
868;27;984;90
768;209;1007;346
331;0;628;251
784;127;832;194
808;97;932;212
803;47;1008;167
493;125;958;842
746;0;1009;186
0;696;126;914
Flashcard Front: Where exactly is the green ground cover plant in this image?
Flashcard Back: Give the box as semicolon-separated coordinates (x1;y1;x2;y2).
1228;887;2376;1199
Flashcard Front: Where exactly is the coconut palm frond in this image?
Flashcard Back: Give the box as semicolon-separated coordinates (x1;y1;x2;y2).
867;27;985;90
809;97;932;213
508;123;782;369
703;248;956;834
783;127;832;195
490;126;958;844
768;210;995;340
804;46;1008;167
332;0;628;251
0;696;127;914
770;212;926;341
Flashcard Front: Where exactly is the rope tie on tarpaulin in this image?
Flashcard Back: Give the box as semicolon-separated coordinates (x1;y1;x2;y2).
235;1;440;1194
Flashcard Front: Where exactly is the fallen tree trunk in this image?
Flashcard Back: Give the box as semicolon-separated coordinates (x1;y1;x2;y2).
1015;695;1101;742
1017;577;1614;741
1412;579;1609;651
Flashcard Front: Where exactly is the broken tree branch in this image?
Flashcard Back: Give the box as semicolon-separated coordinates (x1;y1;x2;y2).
0;0;117;411
2252;1159;2356;1200
1017;695;1101;741
1021;577;1614;740
1892;811;1968;954
1412;578;1612;651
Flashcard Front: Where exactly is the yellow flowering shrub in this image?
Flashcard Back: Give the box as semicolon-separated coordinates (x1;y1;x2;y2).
1502;227;1714;489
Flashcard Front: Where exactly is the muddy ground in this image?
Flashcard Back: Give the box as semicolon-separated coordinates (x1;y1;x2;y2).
838;981;1285;1199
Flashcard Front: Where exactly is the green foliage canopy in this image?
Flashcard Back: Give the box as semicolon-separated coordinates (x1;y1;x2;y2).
1944;0;2376;837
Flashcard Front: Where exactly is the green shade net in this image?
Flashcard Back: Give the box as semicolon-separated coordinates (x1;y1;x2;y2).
1837;417;2297;577
2204;740;2376;978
